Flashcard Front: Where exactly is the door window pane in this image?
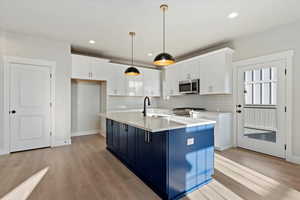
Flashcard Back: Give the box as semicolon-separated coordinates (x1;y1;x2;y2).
262;68;271;81
243;108;277;143
271;67;277;81
245;70;252;82
262;83;271;104
244;67;277;106
271;83;277;105
253;69;261;81
245;84;253;104
253;83;261;104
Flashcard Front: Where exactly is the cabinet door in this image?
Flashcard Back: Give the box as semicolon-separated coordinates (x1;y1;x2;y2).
71;54;91;79
199;51;232;94
136;129;151;174
119;123;128;159
143;68;161;97
106;119;113;149
152;70;161;97
125;67;144;96
127;125;136;167
90;58;111;81
107;64;127;96
136;129;165;192
186;60;200;80
147;132;165;192
164;66;180;96
112;121;120;152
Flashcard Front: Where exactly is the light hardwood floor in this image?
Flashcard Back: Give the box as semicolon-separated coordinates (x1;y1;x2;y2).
0;134;300;200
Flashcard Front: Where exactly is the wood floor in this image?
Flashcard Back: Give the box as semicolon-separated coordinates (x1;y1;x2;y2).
0;134;300;200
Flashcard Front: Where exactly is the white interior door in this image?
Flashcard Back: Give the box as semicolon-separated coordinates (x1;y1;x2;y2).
10;63;51;152
236;60;286;158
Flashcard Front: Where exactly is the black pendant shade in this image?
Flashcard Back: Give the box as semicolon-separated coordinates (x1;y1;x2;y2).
153;4;175;66
125;32;141;76
153;52;175;66
124;66;140;76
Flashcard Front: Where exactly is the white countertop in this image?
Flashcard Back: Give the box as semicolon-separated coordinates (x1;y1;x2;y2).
98;111;216;132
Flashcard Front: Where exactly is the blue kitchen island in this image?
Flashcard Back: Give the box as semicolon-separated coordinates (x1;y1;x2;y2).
102;112;215;200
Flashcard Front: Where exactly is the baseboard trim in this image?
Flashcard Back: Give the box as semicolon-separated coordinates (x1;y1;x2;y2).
287;155;300;165
71;129;100;137
215;145;233;151
0;150;9;156
53;139;71;147
99;130;106;138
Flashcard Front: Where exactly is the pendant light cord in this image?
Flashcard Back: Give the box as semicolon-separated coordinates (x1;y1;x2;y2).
131;33;134;66
163;7;166;53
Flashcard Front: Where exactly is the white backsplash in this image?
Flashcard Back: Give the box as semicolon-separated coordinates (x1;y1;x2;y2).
159;94;234;112
107;96;160;111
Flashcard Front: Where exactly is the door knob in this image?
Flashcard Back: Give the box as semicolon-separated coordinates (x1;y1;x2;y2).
10;110;16;114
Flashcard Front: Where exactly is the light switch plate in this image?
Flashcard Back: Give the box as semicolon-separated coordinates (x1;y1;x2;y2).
187;138;194;146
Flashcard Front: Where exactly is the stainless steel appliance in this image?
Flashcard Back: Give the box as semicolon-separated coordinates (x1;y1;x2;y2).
179;79;200;94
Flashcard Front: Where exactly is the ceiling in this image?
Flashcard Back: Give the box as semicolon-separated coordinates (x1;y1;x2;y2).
1;0;300;66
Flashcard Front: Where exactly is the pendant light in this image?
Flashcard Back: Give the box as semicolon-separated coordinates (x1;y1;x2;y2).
125;32;141;76
153;4;175;66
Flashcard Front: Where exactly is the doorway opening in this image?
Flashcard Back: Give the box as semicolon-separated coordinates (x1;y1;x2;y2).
71;79;107;138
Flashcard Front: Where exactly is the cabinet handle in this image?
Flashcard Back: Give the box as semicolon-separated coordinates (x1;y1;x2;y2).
144;132;148;143
91;72;93;78
147;133;151;143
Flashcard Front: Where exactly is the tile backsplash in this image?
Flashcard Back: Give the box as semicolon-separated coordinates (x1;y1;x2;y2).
159;94;234;112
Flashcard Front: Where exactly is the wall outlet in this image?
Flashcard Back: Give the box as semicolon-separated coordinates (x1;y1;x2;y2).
187;138;194;146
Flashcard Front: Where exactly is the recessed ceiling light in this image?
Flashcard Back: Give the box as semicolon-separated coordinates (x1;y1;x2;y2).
228;12;239;19
89;40;96;44
147;53;153;56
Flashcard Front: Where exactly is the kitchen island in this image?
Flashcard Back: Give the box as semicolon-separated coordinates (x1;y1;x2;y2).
101;112;216;200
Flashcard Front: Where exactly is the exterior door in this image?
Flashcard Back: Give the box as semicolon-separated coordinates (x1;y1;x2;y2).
236;60;286;158
10;63;51;152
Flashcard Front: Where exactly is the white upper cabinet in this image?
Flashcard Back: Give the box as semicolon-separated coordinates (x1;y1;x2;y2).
164;64;181;96
199;48;233;95
125;67;144;96
162;48;234;97
185;59;200;80
90;57;111;81
106;63;127;96
71;54;109;80
72;54;161;97
178;60;200;81
71;54;91;80
143;68;161;97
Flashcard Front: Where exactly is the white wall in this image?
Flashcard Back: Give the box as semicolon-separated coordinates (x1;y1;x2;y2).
232;20;300;159
0;30;71;153
0;32;5;154
71;80;101;136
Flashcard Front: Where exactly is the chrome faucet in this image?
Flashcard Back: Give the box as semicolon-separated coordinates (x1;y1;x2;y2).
143;96;151;116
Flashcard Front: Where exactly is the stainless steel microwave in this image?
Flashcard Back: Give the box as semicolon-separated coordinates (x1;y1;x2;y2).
179;79;200;94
